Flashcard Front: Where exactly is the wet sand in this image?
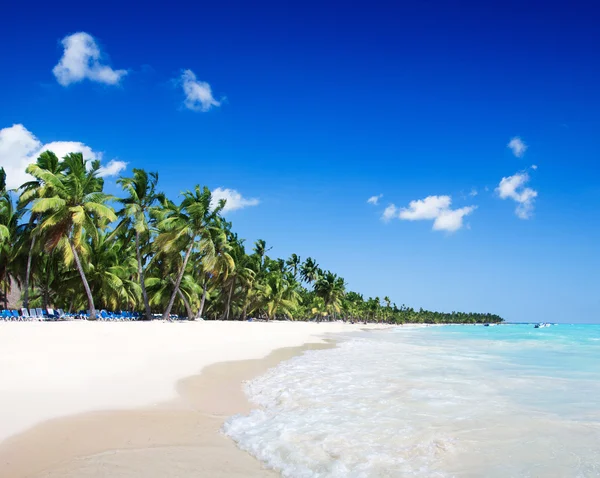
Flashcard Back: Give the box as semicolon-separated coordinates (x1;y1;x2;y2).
0;342;334;477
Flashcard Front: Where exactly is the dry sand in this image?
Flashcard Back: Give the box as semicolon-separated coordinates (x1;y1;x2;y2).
0;320;387;477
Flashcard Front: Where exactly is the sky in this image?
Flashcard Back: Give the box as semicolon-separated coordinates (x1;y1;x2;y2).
1;0;599;323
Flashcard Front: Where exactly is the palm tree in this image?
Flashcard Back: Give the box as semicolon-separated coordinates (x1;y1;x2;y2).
285;253;301;280
26;153;116;320
383;296;391;322
300;257;320;284
314;271;346;320
253;239;270;271
221;235;252;320
154;186;223;320
0;174;21;308
28;248;64;310
17;151;63;310
85;231;141;311
116;169;161;320
258;272;300;320
192;220;234;319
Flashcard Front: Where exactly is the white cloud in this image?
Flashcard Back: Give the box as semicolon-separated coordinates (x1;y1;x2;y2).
399;195;452;220
469;188;478;197
180;69;221;112
211;187;259;213
98;159;127;177
0;124;41;189
381;204;397;222
531;164;538;170
39;141;99;162
496;172;538;219
367;194;382;205
0;124;123;189
53;32;127;86
508;137;527;158
433;206;477;232
392;195;475;232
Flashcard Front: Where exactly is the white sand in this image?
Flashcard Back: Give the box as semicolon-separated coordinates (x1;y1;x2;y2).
0;320;385;442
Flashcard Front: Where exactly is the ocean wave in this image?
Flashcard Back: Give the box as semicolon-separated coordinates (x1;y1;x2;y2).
224;327;600;477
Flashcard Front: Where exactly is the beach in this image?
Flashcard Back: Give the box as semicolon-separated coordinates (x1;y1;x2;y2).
0;320;386;477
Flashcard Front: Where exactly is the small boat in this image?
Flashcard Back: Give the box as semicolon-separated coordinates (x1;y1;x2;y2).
534;322;550;328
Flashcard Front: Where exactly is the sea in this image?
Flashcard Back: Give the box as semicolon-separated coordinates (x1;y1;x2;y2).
223;324;600;477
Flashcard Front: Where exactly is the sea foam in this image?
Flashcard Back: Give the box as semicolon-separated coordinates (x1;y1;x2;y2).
224;325;600;477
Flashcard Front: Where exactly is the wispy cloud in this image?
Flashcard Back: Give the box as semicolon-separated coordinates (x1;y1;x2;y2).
469;188;478;197
381;204;398;222
98;159;128;177
496;172;538;219
0;124;124;188
507;136;527;158
367;194;383;205
180;69;222;112
53;32;127;86
211;187;259;213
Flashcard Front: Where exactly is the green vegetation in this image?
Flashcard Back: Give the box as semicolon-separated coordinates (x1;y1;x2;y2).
0;153;504;324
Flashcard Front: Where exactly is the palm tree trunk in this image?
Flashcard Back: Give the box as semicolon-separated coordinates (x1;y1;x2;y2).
224;278;235;320
23;235;36;309
241;281;253;320
162;241;194;321
178;289;194;320
69;239;96;320
168;276;194;320
197;279;208;319
135;231;153;321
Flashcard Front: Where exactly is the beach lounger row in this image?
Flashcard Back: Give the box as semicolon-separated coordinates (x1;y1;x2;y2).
1;309;167;322
0;308;67;321
98;310;141;321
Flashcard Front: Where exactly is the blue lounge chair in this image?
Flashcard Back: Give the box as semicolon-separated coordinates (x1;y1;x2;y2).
46;308;60;320
10;310;20;321
28;308;40;320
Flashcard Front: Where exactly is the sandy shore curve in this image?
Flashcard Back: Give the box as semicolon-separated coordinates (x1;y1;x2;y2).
0;321;388;477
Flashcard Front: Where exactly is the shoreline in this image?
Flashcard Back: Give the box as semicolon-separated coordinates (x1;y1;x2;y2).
0;340;336;477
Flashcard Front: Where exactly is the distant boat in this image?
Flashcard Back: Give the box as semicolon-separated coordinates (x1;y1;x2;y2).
534;323;550;328
484;323;496;327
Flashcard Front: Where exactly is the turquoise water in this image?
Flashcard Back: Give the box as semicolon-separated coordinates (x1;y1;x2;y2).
225;324;600;477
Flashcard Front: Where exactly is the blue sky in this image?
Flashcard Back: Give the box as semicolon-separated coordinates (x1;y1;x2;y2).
1;0;599;322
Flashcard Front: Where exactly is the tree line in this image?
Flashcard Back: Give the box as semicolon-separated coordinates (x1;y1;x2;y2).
0;151;504;323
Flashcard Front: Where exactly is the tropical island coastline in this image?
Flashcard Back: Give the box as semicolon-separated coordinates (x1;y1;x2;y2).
0;155;504;476
0;156;503;325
